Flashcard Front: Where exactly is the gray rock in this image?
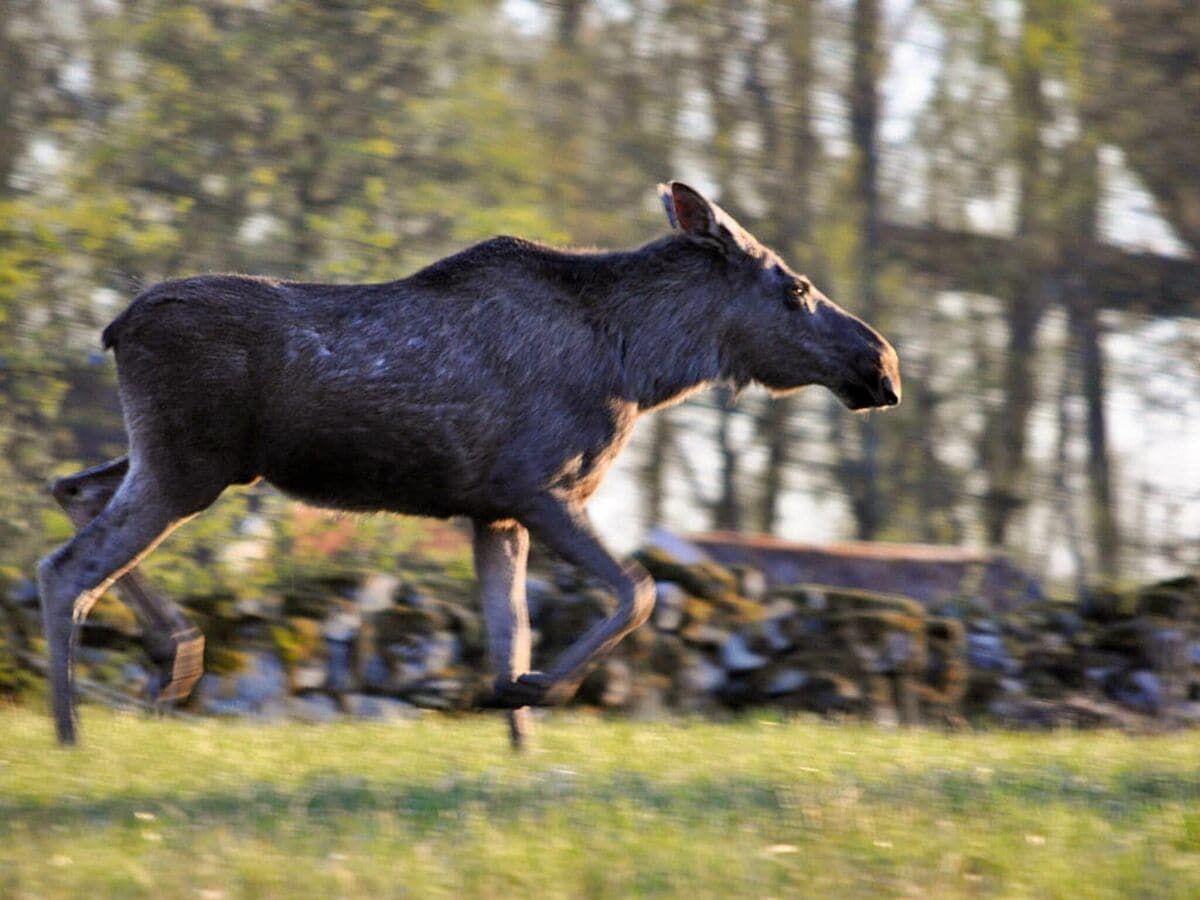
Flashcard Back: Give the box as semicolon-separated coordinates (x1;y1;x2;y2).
387;631;460;686
356;573;401;613
968;632;1013;672
292;662;327;691
1145;627;1189;673
654;581;688;632
760;617;793;652
234;652;288;709
720;632;770;673
680;656;726;694
288;693;340;722
598;659;633;707
120;661;152;696
681;623;730;648
326;638;355;692
1107;669;1164;715
800;587;827;611
766;668;808;696
196;653;289;717
360;652;389;690
199;659;287;719
234;594;281;620
971;618;1002;635
735;566;768;603
8;579;38;606
404;678;463;709
643;527;711;565
322;609;361;642
343;693;421;721
627;681;668;720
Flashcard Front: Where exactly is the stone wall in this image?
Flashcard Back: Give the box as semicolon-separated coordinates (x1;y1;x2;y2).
1;547;1197;729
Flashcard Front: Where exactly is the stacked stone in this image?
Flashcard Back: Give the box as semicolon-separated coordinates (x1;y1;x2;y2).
945;575;1200;728
1;553;1197;728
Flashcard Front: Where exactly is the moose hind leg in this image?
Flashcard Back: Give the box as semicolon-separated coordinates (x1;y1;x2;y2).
495;496;654;708
51;458;205;703
473;519;535;750
37;468;202;744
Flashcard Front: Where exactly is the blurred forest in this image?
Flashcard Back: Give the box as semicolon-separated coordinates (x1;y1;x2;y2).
1;0;1197;599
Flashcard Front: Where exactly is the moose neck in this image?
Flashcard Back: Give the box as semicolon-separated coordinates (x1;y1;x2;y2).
562;236;734;412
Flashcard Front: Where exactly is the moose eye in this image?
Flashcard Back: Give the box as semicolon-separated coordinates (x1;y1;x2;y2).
785;283;810;311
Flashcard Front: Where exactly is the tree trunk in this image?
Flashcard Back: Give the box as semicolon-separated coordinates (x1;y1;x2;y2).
981;7;1049;547
641;411;673;531
0;6;28;195
757;398;789;533
847;0;884;540
713;389;742;531
1067;283;1119;580
755;0;815;535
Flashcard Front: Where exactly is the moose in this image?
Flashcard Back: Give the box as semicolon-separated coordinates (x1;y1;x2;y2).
38;182;900;747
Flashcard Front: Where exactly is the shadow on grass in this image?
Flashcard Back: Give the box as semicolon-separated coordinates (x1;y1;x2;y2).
5;763;1200;836
0;771;793;836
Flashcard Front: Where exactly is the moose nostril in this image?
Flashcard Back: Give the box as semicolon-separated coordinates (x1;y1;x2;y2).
880;376;899;406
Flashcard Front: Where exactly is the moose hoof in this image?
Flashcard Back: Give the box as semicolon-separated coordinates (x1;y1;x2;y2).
151;628;206;704
484;672;551;708
488;672;583;709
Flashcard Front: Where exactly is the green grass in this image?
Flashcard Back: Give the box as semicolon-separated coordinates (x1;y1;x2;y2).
1;708;1198;898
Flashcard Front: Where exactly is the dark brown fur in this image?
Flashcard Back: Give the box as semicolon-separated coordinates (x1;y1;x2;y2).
38;183;900;746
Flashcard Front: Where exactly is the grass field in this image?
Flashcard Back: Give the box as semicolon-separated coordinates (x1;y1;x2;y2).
1;707;1198;898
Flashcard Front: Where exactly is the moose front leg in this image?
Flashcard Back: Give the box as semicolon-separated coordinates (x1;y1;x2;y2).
473;519;535;750
50;457;205;703
494;496;654;708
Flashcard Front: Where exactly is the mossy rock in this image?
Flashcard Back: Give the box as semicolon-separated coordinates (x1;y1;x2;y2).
1025;668;1071;700
924;617;969;702
0;601;40;700
182;590;241;635
683;596;717;625
1144;573;1198;598
78;595;141;650
928;597;991;620
271;617;324;667
371;606;445;644
648;634;687;676
781;670;864;714
1079;587;1139;622
679;621;730;648
1022;647;1085;691
963;669;1006;711
206;646;251;676
926;616;966;646
793;584;925;620
729;564;768;602
707;592;768;623
1137;587;1197;622
281;584;352;620
1092;620;1151;663
632;548;738;601
777;646;866;678
828;609;926;638
86;596;141;635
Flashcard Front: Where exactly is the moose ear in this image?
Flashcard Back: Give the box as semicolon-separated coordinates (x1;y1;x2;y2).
659;181;742;255
663;181;718;236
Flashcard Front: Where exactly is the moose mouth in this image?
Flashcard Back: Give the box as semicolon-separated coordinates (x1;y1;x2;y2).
836;375;900;411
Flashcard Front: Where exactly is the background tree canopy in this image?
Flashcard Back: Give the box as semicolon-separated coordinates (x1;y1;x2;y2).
1;0;1197;596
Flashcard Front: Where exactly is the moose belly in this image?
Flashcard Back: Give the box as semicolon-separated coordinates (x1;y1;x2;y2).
259;426;467;518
